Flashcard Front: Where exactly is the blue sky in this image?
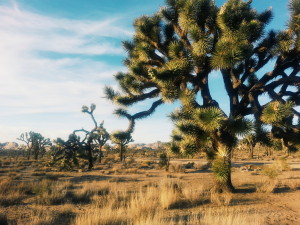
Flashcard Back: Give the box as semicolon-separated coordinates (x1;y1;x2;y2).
0;0;293;144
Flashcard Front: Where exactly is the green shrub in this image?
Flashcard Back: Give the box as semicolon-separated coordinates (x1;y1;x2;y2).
159;153;170;171
262;165;280;179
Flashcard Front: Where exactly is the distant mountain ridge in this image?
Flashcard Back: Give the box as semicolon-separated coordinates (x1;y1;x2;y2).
0;142;19;150
128;141;166;150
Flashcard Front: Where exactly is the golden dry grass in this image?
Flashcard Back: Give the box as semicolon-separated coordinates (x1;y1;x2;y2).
0;153;299;225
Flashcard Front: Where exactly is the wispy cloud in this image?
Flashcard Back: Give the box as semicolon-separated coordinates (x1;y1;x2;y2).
0;2;134;141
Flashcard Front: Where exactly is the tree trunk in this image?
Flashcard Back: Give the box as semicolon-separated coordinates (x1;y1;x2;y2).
249;145;254;159
27;148;31;160
281;138;289;156
211;139;235;193
87;145;93;170
212;154;235;193
34;148;39;160
119;144;123;162
98;145;103;163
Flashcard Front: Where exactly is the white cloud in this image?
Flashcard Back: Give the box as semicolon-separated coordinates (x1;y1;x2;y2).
0;3;134;141
0;2;174;144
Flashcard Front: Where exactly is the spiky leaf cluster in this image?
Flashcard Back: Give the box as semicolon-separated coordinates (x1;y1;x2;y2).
211;0;272;69
261;101;294;126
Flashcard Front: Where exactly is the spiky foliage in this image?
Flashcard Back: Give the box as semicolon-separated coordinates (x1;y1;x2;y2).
111;131;133;161
261;101;300;154
261;101;294;126
106;0;300;192
51;134;82;170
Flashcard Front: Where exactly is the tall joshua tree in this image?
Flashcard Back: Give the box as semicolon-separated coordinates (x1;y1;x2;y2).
105;0;300;192
75;104;110;169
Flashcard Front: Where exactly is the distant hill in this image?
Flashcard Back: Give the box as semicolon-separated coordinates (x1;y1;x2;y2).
0;142;19;150
128;141;167;150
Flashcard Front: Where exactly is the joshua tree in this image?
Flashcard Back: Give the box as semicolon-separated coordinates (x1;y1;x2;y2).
18;131;51;160
261;101;300;155
111;130;133;162
72;104;110;169
51;104;109;170
81;104;110;163
105;0;300;192
51;134;82;170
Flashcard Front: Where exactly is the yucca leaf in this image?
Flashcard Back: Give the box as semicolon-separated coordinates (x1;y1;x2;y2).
194;107;225;132
223;118;253;136
104;86;120;101
261;101;294;125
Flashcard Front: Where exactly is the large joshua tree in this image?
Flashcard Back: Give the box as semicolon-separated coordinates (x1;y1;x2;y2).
105;0;300;192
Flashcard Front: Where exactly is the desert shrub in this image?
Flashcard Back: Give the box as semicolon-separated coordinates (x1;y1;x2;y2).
158;153;170;171
256;179;278;193
169;163;185;173
274;157;290;171
262;165;281;179
183;162;195;169
159;179;183;209
181;183;209;205
210;191;233;206
262;158;290;179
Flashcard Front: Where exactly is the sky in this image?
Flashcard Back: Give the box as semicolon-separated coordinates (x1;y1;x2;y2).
0;0;293;144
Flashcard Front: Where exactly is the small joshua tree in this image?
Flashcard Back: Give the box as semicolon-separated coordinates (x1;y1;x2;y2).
261;101;300;155
51;104;109;170
111;131;133;162
18;131;51;160
81;104;110;163
52;134;82;170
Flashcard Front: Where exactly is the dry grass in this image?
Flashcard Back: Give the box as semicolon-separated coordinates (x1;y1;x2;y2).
159;183;181;209
210;191;233;206
29;205;74;225
195;207;264;225
262;164;281;179
169;163;185;173
283;178;300;190
0;153;300;225
256;179;279;193
181;182;208;205
0;178;29;206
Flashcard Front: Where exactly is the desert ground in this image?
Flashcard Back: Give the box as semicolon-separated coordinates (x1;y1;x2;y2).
0;150;299;225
